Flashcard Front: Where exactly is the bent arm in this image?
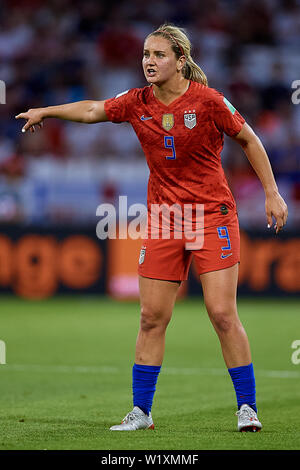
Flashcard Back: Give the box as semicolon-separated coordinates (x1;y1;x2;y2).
15;100;109;132
232;122;288;232
233;123;278;194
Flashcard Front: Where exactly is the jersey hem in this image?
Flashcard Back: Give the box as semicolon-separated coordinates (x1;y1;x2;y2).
196;259;240;275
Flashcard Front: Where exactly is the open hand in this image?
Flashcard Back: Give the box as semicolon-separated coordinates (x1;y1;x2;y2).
15;108;44;133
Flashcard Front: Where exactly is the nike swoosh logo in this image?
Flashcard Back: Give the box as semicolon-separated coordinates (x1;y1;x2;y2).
221;253;233;259
140;115;152;121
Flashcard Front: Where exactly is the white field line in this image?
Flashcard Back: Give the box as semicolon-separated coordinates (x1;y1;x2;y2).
1;363;300;379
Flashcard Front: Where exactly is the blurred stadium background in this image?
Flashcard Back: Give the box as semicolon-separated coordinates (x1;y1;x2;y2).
0;0;299;299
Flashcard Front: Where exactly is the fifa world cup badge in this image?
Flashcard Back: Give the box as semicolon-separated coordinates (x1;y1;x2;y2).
139;246;146;265
162;114;174;131
184;110;196;129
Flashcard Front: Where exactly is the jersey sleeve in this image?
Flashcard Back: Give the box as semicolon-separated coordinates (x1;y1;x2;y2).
104;88;136;123
210;89;245;137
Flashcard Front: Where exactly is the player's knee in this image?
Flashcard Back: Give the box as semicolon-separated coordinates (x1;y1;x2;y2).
140;305;170;333
208;307;237;334
213;315;233;333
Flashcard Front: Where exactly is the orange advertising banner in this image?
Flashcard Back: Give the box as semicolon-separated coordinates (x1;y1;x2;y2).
0;226;298;299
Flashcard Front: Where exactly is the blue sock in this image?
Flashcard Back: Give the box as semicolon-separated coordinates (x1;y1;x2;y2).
228;363;257;412
132;363;161;416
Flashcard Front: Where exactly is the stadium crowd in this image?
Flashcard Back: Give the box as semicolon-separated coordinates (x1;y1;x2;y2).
0;0;299;228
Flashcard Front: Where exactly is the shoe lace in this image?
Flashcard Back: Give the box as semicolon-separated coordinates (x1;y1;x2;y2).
122;409;140;424
236;406;256;419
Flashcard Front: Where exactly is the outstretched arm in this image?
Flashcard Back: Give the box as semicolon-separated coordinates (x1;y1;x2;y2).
232;122;288;233
15;100;108;133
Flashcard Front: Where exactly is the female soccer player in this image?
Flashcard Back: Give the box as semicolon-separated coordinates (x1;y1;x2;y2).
16;24;288;432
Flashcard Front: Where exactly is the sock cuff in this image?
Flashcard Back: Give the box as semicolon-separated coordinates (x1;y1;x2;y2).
228;362;254;378
133;363;161;374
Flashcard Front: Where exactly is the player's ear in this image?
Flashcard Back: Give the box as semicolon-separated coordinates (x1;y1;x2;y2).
177;55;186;72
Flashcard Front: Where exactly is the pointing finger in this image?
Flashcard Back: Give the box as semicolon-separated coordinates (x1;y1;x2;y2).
15;113;27;120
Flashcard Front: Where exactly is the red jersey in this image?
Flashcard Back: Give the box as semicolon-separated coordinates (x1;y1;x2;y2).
104;81;245;228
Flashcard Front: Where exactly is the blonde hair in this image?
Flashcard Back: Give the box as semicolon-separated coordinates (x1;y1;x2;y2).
148;23;208;86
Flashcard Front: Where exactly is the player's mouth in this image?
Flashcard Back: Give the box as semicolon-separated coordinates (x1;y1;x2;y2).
146;68;157;77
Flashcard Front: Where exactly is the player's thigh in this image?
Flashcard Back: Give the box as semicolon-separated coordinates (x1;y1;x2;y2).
200;263;239;317
139;275;181;327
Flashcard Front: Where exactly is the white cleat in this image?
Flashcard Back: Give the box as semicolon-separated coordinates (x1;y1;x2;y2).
236;404;262;432
110;406;155;431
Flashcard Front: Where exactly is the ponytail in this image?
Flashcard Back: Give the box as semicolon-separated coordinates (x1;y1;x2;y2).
184;56;208;86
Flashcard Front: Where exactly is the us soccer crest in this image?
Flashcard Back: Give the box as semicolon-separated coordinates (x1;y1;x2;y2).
184;110;196;129
162;113;174;131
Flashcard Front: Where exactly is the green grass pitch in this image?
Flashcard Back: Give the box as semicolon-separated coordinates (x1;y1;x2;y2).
0;295;299;450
